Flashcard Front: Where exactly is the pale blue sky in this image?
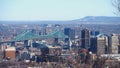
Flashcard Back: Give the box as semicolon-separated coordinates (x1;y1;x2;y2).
0;0;116;21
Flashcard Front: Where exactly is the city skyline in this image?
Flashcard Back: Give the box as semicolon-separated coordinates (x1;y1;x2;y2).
0;0;117;21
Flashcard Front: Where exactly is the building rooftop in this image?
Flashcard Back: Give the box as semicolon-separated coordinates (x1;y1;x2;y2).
47;45;61;49
5;47;16;51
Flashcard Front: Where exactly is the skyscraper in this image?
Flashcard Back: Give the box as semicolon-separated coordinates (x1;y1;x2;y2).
96;34;108;55
81;29;90;49
90;37;97;53
64;28;71;37
64;28;75;39
109;34;119;54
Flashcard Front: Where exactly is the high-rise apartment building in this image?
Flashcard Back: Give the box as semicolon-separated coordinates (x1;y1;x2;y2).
109;34;119;54
96;34;108;55
90;34;108;55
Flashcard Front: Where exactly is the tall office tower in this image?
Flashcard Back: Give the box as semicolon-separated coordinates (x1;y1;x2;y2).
96;34;108;55
70;29;75;39
64;28;71;37
64;28;75;40
90;37;97;53
5;47;16;60
74;24;82;38
64;28;70;42
81;29;90;49
109;34;119;54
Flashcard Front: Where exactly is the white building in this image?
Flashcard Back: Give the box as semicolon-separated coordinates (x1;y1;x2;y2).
96;34;108;55
109;34;119;54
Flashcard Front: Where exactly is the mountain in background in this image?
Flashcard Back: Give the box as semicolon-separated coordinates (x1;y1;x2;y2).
80;16;120;22
0;16;120;24
71;16;120;24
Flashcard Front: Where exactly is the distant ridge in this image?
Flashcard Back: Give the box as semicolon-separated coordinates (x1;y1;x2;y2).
79;16;120;22
0;16;120;24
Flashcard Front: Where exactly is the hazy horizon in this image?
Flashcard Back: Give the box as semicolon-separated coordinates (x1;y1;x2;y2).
0;0;117;21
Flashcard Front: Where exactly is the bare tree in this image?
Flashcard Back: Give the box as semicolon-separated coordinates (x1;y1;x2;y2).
112;0;120;15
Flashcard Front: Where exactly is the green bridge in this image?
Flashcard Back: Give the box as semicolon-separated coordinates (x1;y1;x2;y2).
0;29;68;43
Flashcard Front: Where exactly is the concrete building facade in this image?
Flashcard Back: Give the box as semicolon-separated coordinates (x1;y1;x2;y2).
109;34;119;54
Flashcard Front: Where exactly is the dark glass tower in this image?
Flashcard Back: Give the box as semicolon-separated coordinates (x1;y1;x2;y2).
64;28;75;42
81;29;90;49
64;28;71;37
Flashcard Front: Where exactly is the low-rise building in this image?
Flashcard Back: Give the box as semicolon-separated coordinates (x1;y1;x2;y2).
47;46;62;56
5;47;16;60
